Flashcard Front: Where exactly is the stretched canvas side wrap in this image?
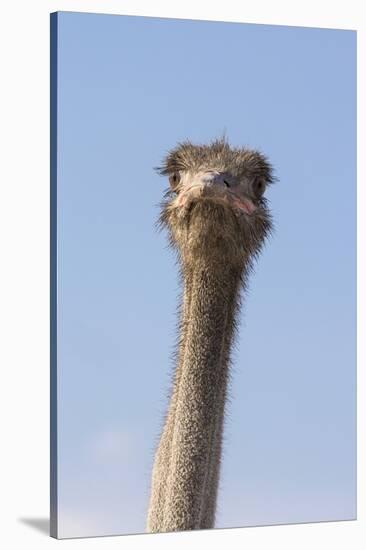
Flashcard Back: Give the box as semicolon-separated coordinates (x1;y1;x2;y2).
50;11;357;540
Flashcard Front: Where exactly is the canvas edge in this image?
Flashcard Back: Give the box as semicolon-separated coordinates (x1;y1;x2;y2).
50;10;58;540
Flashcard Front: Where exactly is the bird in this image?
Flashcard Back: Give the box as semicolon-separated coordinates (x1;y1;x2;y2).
146;137;275;533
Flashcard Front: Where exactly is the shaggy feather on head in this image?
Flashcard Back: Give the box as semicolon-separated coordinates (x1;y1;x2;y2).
156;137;275;265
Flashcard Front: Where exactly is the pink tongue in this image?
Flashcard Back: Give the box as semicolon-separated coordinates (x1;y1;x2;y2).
233;196;257;214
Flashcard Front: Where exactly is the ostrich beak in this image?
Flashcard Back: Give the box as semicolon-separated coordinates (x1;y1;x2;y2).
175;171;257;215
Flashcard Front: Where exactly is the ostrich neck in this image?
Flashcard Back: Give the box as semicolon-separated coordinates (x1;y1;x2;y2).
161;255;243;531
146;271;194;533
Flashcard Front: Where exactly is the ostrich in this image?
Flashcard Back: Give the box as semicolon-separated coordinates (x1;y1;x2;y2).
146;138;274;533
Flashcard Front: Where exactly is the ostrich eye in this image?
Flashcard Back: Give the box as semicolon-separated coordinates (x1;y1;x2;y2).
252;178;265;198
169;172;181;191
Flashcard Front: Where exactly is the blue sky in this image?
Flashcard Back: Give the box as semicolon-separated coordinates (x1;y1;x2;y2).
55;12;356;538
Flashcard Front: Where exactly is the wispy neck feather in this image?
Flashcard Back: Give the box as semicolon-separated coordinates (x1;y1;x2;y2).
161;260;243;531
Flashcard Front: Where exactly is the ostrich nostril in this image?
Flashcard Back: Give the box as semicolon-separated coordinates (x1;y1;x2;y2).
202;172;230;189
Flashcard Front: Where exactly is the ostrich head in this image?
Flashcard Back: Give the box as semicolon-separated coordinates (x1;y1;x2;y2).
158;138;274;267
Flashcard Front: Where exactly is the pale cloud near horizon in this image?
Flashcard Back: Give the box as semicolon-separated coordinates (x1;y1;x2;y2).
58;426;147;538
